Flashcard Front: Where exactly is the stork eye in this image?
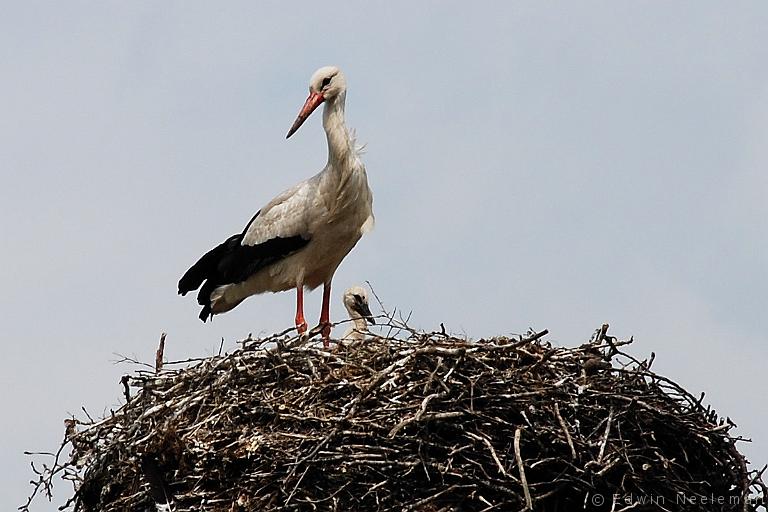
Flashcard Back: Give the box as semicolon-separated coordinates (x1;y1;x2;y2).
321;77;332;88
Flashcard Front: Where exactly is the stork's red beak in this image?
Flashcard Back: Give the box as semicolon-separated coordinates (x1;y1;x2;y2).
286;91;325;138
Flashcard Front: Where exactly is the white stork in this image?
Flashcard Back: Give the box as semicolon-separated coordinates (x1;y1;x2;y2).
340;286;376;344
178;66;374;347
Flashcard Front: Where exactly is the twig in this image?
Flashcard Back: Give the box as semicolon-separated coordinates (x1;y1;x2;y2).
514;427;532;510
597;406;614;465
554;403;577;461
466;432;508;477
120;375;130;402
155;332;167;374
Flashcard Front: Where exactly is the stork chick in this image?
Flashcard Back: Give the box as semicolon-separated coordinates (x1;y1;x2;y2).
341;286;375;344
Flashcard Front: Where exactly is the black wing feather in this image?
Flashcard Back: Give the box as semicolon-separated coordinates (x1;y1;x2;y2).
178;226;309;322
178;234;241;296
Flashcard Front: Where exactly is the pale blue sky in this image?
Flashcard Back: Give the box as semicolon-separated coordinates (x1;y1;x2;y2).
2;2;767;509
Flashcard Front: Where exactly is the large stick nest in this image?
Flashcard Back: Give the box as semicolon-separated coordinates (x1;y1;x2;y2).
25;320;766;511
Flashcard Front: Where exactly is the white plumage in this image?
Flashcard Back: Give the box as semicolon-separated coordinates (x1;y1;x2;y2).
340;286;375;344
179;66;374;346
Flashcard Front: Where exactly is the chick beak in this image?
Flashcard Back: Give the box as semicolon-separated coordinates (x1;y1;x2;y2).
352;298;375;325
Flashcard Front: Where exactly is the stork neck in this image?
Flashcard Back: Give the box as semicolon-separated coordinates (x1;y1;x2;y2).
322;95;353;167
344;303;370;339
347;316;368;340
352;316;368;332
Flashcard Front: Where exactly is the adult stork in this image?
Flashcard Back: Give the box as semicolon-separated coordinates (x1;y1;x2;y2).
178;66;374;347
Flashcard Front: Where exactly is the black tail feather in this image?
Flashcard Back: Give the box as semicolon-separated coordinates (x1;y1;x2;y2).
199;304;212;322
178;233;310;321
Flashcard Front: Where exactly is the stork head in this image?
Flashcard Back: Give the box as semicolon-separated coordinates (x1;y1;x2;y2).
286;66;346;138
343;286;375;325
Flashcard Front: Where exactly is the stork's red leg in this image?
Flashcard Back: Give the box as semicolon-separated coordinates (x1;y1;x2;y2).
320;281;332;347
295;285;307;335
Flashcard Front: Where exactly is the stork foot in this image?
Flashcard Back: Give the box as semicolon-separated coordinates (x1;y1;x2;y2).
320;322;332;348
296;321;308;341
